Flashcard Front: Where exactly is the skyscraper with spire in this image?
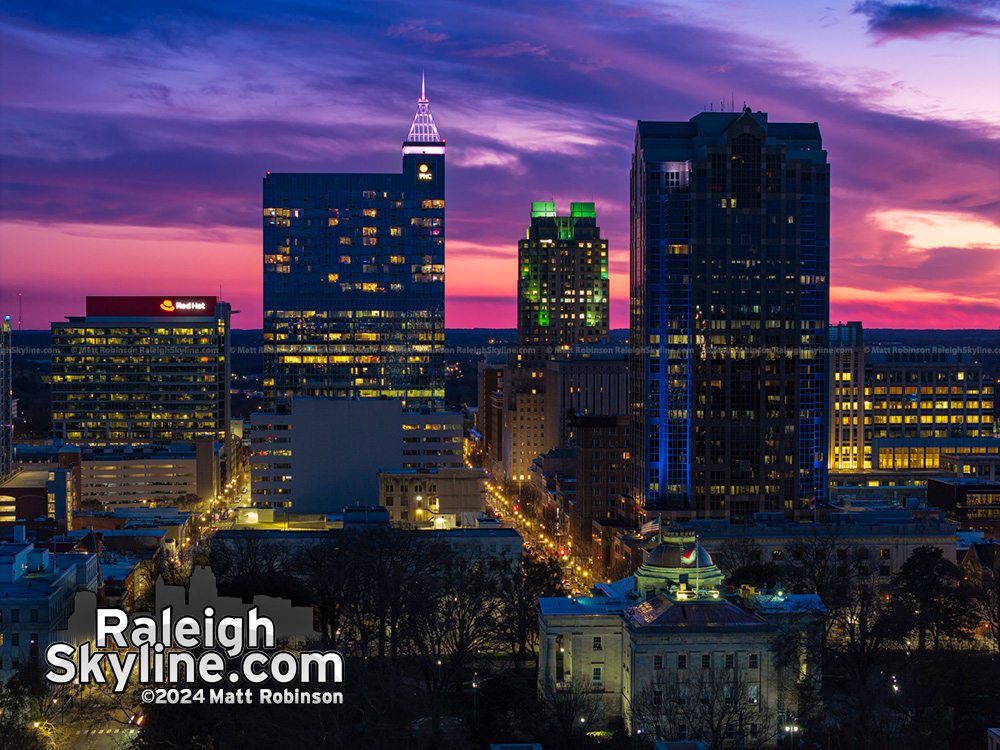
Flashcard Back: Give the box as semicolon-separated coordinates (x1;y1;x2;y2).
263;80;446;409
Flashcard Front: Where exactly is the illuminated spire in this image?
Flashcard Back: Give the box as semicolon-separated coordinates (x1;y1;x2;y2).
405;74;443;145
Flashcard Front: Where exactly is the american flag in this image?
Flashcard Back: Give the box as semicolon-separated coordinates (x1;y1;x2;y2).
640;518;660;536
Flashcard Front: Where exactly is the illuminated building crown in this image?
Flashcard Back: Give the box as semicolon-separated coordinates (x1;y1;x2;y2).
405;73;443;144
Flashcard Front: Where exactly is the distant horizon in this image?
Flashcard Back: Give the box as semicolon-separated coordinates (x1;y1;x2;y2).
7;326;1000;334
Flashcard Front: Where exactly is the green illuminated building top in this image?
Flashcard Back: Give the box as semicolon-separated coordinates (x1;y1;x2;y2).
518;202;609;347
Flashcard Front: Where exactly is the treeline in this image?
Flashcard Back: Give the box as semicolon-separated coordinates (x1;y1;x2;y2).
719;529;1000;749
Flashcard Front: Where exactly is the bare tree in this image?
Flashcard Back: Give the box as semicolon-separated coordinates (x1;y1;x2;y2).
495;555;567;668
131;548;192;612
409;552;504;747
209;533;292;601
632;667;777;750
965;552;1000;652
783;525;864;607
539;675;606;749
715;533;764;577
294;534;364;649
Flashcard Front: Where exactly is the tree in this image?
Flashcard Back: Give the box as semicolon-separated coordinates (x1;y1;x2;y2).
782;526;862;607
294;534;364;648
631;667;777;750
470;671;545;745
409;552;504;747
209;533;293;601
894;545;977;652
496;555;568;667
964;550;1000;652
0;674;43;750
715;534;764;577
821;570;912;748
132;548;192;612
539;675;606;750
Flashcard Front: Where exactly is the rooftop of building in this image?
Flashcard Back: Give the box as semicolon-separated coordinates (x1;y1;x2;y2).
100;559;142;581
637;111;823;155
537;594;626;617
624;594;773;632
930;477;1000;487
378;466;486;476
0;469;50;489
16;441;217;461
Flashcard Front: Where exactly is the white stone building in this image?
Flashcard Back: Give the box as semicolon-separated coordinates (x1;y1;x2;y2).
538;531;823;745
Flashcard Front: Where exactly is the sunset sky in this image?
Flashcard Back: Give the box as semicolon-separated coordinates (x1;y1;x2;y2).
1;0;998;329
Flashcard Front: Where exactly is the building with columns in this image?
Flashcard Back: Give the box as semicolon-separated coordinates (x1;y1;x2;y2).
538;531;823;743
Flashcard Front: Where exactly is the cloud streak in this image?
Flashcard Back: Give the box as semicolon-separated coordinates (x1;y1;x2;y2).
0;0;997;329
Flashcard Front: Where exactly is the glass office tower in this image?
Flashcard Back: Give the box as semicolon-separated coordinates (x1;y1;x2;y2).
630;108;829;519
263;82;445;409
517;202;610;347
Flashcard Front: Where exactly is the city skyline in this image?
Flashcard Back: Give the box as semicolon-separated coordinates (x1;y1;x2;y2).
1;0;998;329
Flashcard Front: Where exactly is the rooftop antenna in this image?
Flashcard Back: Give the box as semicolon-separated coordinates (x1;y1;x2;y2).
17;293;22;330
421;69;426;102
720;99;725;112
731;92;735;112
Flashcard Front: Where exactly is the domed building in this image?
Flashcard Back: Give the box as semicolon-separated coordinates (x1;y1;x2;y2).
537;531;825;743
631;530;724;601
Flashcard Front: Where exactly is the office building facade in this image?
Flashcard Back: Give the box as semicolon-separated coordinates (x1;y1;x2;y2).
631;109;829;519
250;398;463;513
263;82;445;409
829;322;865;471
517;202;610;347
830;322;996;474
51;296;231;446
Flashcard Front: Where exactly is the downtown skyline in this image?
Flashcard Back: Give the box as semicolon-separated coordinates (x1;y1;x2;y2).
1;0;998;330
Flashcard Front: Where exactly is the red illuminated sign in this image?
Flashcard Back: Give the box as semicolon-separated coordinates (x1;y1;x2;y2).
86;296;218;317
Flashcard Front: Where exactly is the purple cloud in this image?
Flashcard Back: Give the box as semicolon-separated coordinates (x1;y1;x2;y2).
853;0;1000;41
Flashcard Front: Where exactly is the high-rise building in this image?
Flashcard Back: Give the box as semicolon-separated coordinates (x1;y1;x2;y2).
263;80;445;409
829;322;865;471
51;296;231;446
487;202;616;483
518;202;610;347
0;315;12;481
631;109;829;519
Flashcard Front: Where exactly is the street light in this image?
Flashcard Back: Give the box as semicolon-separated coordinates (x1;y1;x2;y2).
783;724;799;749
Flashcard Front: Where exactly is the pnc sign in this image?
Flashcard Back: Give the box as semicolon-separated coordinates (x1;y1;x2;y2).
418;163;433;180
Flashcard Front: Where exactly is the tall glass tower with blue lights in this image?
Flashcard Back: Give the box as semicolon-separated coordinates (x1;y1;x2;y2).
630;108;829;520
263;80;445;409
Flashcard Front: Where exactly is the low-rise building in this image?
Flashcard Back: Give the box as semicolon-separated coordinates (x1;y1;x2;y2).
211;525;523;568
0;467;75;528
378;466;486;527
0;528;99;678
16;439;221;507
929;477;1000;539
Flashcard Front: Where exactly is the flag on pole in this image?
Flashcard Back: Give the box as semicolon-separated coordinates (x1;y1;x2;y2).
640;517;660;536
